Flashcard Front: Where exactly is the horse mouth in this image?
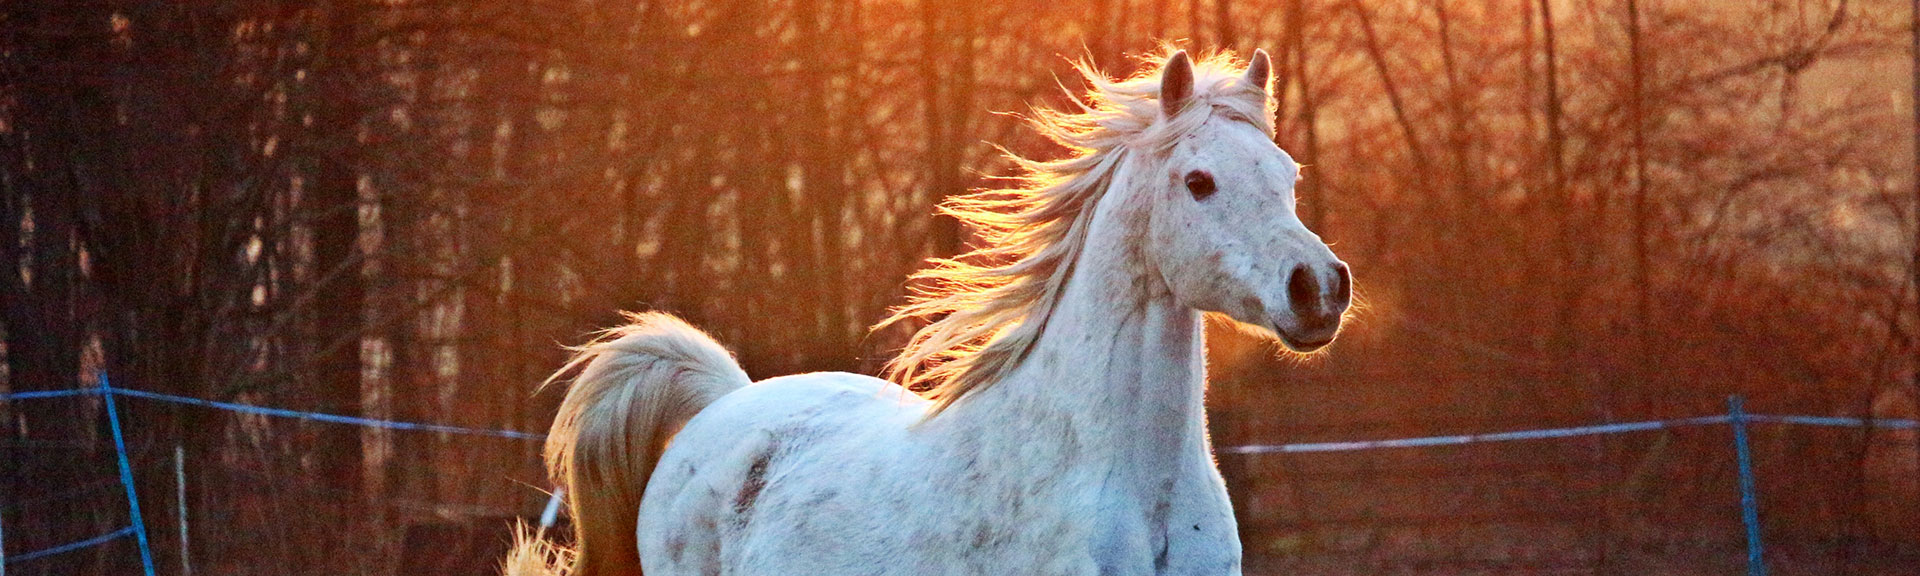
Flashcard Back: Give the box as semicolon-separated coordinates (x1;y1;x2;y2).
1275;326;1335;352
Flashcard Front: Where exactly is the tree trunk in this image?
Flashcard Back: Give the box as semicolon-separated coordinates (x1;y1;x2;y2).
1628;0;1652;405
1537;0;1573;394
802;0;854;371
921;0;971;258
1215;0;1234;49
308;0;369;508
1;2;106;569
1189;0;1201;42
1290;0;1323;231
1351;1;1434;178
1908;0;1920;519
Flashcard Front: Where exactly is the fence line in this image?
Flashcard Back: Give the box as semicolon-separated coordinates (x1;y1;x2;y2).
5;379;1919;574
3;385;545;440
2;526;135;566
1;388;99;401
108;387;549;440
2;377;549;568
10;385;1915;453
1746;414;1920;429
1222;413;1919;455
1223;415;1733;454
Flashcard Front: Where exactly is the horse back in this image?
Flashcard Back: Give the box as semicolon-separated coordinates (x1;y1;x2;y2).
637;372;932;575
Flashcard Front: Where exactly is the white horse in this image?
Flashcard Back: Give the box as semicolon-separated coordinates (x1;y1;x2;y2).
508;48;1351;576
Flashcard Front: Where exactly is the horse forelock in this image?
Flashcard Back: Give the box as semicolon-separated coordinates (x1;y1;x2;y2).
877;48;1270;416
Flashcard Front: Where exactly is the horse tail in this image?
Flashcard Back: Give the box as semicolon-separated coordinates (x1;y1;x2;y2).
506;312;752;576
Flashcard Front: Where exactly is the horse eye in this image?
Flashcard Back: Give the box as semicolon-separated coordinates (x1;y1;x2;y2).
1184;171;1216;200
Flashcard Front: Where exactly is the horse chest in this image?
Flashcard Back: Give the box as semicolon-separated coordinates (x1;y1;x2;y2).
1150;514;1242;576
1085;489;1241;576
941;425;1239;573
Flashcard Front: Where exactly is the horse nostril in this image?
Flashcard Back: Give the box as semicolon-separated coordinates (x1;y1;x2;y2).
1286;264;1318;315
1333;262;1352;307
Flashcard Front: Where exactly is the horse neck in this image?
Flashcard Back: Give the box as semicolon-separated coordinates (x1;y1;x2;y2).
942;157;1208;474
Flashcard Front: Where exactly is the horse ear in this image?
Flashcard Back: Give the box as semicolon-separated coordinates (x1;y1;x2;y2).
1161;50;1194;117
1245;49;1272;93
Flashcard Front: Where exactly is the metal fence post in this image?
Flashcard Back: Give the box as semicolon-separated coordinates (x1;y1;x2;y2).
538;487;566;539
1729;394;1766;576
101;373;159;576
176;444;192;576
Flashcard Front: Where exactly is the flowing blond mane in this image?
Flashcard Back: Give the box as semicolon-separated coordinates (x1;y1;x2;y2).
878;48;1274;415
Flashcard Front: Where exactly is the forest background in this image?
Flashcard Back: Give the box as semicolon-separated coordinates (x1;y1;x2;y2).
3;0;1918;574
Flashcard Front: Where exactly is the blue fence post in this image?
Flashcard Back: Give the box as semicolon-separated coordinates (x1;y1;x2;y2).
1729;394;1765;576
538;487;566;537
101;373;159;576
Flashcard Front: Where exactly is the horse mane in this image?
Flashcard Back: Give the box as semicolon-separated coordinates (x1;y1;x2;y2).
877;48;1274;416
